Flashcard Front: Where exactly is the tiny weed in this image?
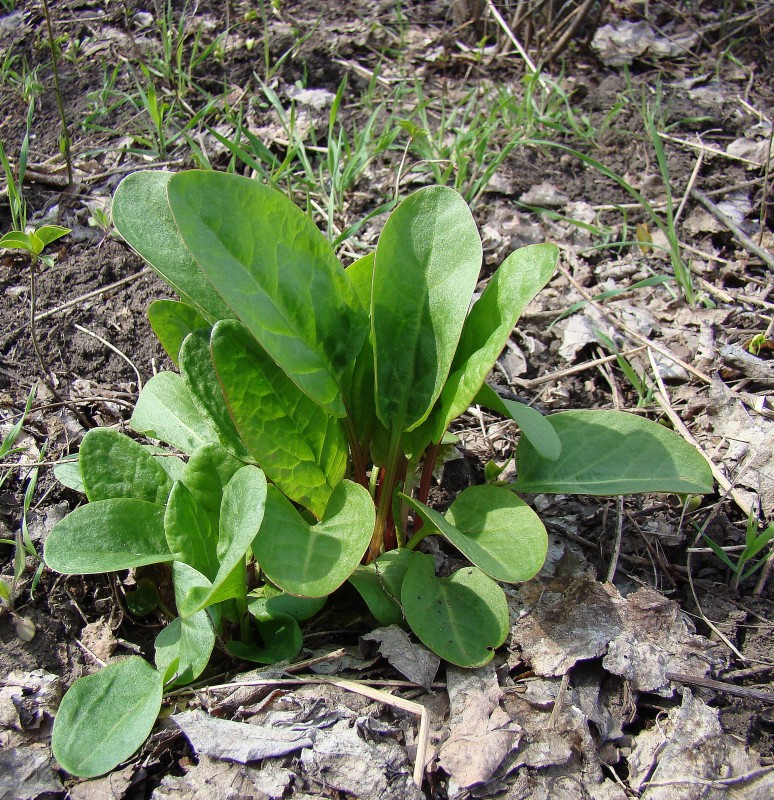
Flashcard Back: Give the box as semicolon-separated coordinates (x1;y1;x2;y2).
703;512;774;591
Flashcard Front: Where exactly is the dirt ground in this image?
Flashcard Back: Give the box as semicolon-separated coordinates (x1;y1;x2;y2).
1;1;773;798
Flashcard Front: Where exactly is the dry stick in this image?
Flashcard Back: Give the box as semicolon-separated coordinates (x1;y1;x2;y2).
666;671;774;703
759;124;773;247
546;0;600;61
674;149;704;229
659;132;763;168
691;188;774;272
74;324;143;393
485;0;538;74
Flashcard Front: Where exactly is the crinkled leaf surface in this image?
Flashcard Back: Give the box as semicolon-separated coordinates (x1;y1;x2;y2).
476;383;561;461
44;499;172;573
402;552;509;667
403;485;547;583
349;548;413;626
131;371;220;455
513;410;715;495
164;481;218;580
179;329;251;460
372;186;482;432
211;319;346;518
79;428;173;504
112;171;231;321
254;481;374;597
52;656;163;778
147;299;210;367
431;243;558;440
167;170;367;416
154;609;215;686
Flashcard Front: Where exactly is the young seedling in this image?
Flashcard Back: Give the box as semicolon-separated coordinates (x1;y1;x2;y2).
44;171;714;777
703;512;774;592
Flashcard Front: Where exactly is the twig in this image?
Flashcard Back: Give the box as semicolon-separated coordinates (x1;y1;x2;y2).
606;497;625;584
660;132;763;167
691;188;774;272
74;324;143;392
485;0;538;74
666;671;774;703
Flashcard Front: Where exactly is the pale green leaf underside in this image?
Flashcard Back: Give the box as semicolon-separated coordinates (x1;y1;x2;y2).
254;481;374;597
513;409;714;495
154;610;215;687
148;299;210;367
167;170;367;416
164;481;218;580
211;319;346;518
112;171;231;321
52;656;163;778
349;548;413;626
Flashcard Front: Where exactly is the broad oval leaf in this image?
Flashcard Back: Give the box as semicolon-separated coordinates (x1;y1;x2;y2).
211;319;347;518
182;443;244;535
112;171;232;321
254;481;374;597
372;186;482;432
252;589;326;622
52;656;163;778
167;170;368;416
147;299;210;367
432;243;558;440
229;610;302;665
79;428;173;504
401;553;509;667
154;610;215;687
54;458;83;492
475;383;561;461
131;371;220;455
179;329;251;460
165;482;218;580
402;485;547;583
44;499;172;574
513;410;715;495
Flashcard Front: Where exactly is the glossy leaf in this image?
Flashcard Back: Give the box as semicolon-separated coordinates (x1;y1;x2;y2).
401;553;509;667
211;319;346;518
253;588;326;622
167;170;368;415
179;329;251;460
154;609;215;686
372;186;482;432
432;243;558;440
131;371;220;455
34;224;70;247
178;466;267;616
229;608;302;664
403;485;547;583
52;656;163;778
513;410;715;495
79;428;173;504
349;549;413;626
475;383;561;461
147;299;210;367
44;499;172;573
112;171;232;321
181;443;244;535
254;481;374;597
164;482;218;580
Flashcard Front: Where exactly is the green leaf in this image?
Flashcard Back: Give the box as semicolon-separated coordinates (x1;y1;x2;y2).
51;656;163;778
401;553;509;667
372;186;482;432
254;481;374;597
131;371;220;454
513;410;715;495
432;243;558;439
79;428;173;504
125;578;160;616
252;588;326;621
44;499;173;573
147;299;210;367
167;170;368;416
33;224;70;247
179;329;251;460
475;383;561;461
165;482;218;580
181;443;245;536
211;319;347;518
53;458;83;492
178;466;267;616
0;230;34;253
349;548;413;626
228;609;302;664
403;485;547;583
154;609;215;686
112;171;232;321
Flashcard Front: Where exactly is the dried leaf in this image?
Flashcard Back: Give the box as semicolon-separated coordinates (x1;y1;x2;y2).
362;625;440;689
